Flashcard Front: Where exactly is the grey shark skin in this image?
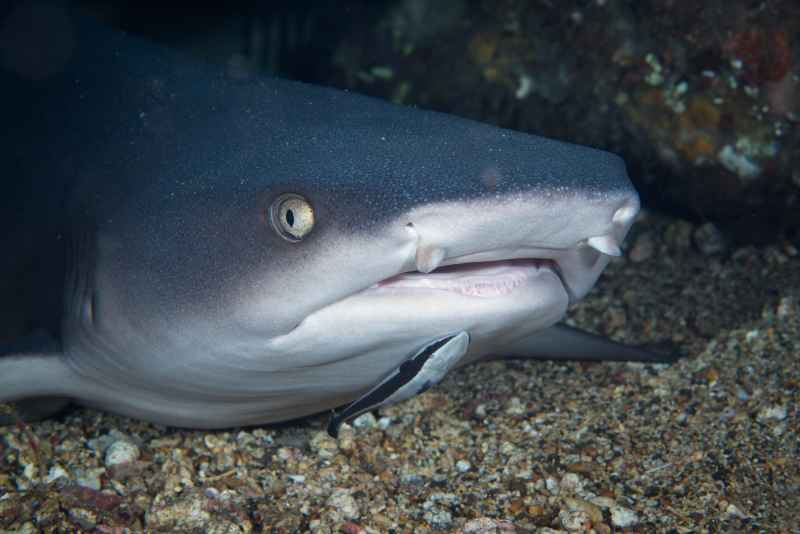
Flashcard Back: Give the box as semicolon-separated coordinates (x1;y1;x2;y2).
0;7;664;429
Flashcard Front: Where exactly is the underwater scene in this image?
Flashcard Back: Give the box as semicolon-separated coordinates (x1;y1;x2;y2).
0;1;797;532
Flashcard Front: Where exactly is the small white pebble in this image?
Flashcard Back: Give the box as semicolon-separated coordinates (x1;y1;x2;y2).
560;472;584;493
104;440;140;467
745;329;760;343
377;416;392;430
423;508;453;529
758;405;787;421
287;474;306;484
560;509;591;530
611;505;639;527
456;460;471;473
326;488;360;520
725;503;749;518
75;468;105;491
505;396;526;415
352;412;377;429
46;465;69;483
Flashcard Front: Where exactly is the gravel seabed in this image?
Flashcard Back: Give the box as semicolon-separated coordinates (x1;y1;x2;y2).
1;211;798;533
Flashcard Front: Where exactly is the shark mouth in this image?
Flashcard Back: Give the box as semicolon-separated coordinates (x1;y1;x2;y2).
372;259;561;299
357;208;630;303
368;229;623;303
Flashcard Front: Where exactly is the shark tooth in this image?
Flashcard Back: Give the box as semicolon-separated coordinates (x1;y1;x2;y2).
586;235;621;257
415;246;446;273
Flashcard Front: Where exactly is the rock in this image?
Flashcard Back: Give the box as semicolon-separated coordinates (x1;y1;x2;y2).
326;488;360;521
559;508;591;530
563;497;603;524
352;412;377;430
146;490;211;531
559;473;585;494
68;508;97;530
424;508;453;529
664;221;693;251
629;231;655;262
693;222;727;255
757;404;787;422
74;467;105;491
309;431;338;460
377;416;393;430
105;440;140;467
610;505;639;527
46;465;69;483
505;396;526;415
456;460;471;473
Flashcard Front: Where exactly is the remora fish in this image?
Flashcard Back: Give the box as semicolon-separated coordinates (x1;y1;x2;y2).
0;7;670;429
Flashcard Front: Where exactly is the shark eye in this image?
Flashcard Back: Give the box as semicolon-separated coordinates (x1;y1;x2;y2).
269;193;314;242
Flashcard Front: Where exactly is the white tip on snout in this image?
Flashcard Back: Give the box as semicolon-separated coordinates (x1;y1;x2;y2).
416;246;446;273
586;235;622;257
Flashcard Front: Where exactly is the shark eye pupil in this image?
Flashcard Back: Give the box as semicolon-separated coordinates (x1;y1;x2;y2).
269;193;314;242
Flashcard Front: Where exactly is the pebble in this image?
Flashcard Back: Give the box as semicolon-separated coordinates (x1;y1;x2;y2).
424;492;460;507
563;497;603;524
424;508;453;529
559;508;591;530
309;431;338;460
68;508;97;530
629;231;655;262
610;505;639;527
145;491;211;531
46;465;69;483
352;412;378;430
590;496;617;509
559;473;585;494
74;467;105;491
757;404;787;421
725;503;749;518
377;416;392;430
104;440;140;467
326;488;360;520
456;460;471;473
665;220;693;251
461;518;518;533
693;222;727;255
505;396;526;415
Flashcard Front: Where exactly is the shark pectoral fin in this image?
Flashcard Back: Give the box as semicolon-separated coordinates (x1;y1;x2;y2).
0;349;83;426
497;323;682;364
327;331;470;438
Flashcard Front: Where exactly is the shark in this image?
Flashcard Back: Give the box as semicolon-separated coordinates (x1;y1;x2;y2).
0;6;670;431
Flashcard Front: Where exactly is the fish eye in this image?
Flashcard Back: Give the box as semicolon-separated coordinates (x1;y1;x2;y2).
269;193;314;242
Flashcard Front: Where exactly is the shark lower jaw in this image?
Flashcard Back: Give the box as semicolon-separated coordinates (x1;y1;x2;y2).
368;258;562;299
